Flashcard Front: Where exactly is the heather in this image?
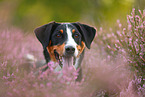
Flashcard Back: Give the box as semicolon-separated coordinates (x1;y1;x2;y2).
0;9;145;97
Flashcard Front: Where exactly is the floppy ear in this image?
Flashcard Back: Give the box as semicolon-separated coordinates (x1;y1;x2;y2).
72;22;96;49
34;21;59;49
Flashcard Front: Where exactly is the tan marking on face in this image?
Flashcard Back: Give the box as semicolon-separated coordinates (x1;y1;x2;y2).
47;41;65;62
60;29;63;33
72;29;75;33
76;41;85;57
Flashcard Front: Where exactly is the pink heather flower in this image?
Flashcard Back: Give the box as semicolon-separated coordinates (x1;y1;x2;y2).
123;28;126;31
116;40;120;43
143;9;145;17
119;23;122;28
2;76;8;80
22;88;25;92
13;88;18;93
143;21;145;25
16;67;19;73
117;19;120;24
107;45;111;49
111;33;115;37
107;34;111;38
128;24;132;30
47;62;54;71
139;9;142;16
139;24;144;28
117;30;122;36
100;27;103;32
109;28;112;32
135;15;141;24
40;84;45;88
127;15;131;23
131;8;135;16
103;36;106;40
7;92;12;96
133;41;139;53
7;72;10;77
115;44;120;49
46;82;52;87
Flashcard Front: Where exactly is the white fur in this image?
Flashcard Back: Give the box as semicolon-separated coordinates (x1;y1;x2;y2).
25;54;37;62
74;57;80;69
65;24;78;57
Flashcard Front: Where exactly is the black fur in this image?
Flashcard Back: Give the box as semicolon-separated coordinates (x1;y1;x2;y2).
72;22;96;49
34;21;60;49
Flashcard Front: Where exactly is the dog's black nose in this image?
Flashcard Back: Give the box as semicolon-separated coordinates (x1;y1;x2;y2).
65;46;75;55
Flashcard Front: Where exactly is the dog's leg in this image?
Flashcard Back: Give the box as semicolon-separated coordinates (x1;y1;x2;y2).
75;50;85;81
40;48;51;71
76;67;83;81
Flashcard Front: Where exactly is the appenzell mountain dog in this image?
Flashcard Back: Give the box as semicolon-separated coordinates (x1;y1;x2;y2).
34;21;96;81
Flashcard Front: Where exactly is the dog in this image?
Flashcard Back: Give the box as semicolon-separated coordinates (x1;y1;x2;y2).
34;21;96;81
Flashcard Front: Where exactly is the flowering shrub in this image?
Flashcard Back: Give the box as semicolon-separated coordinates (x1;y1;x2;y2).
0;29;81;97
0;8;144;97
95;8;145;96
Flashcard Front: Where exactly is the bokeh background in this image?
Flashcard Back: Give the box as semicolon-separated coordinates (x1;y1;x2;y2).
0;0;145;32
0;0;145;97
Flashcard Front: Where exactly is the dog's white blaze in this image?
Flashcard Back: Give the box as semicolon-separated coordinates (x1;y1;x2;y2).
65;24;78;57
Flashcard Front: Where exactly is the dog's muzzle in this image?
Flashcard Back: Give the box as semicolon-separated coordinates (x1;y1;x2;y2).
54;46;76;71
65;46;75;56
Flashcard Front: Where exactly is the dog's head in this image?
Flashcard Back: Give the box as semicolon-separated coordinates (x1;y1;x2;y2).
34;21;96;63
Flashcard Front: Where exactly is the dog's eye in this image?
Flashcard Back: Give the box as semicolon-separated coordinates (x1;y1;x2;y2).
74;34;79;38
56;34;62;38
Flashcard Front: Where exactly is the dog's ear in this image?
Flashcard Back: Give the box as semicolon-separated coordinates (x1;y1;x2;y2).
72;22;96;49
34;21;59;49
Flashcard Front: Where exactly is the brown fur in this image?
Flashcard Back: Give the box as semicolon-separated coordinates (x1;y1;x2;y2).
60;29;63;33
47;41;65;62
77;41;85;57
47;40;85;61
72;29;75;33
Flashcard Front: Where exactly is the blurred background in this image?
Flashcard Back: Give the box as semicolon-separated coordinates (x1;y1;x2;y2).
0;1;145;96
0;0;145;32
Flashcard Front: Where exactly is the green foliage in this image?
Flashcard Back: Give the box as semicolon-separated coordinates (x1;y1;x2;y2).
2;0;134;31
1;0;145;31
12;0;87;31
